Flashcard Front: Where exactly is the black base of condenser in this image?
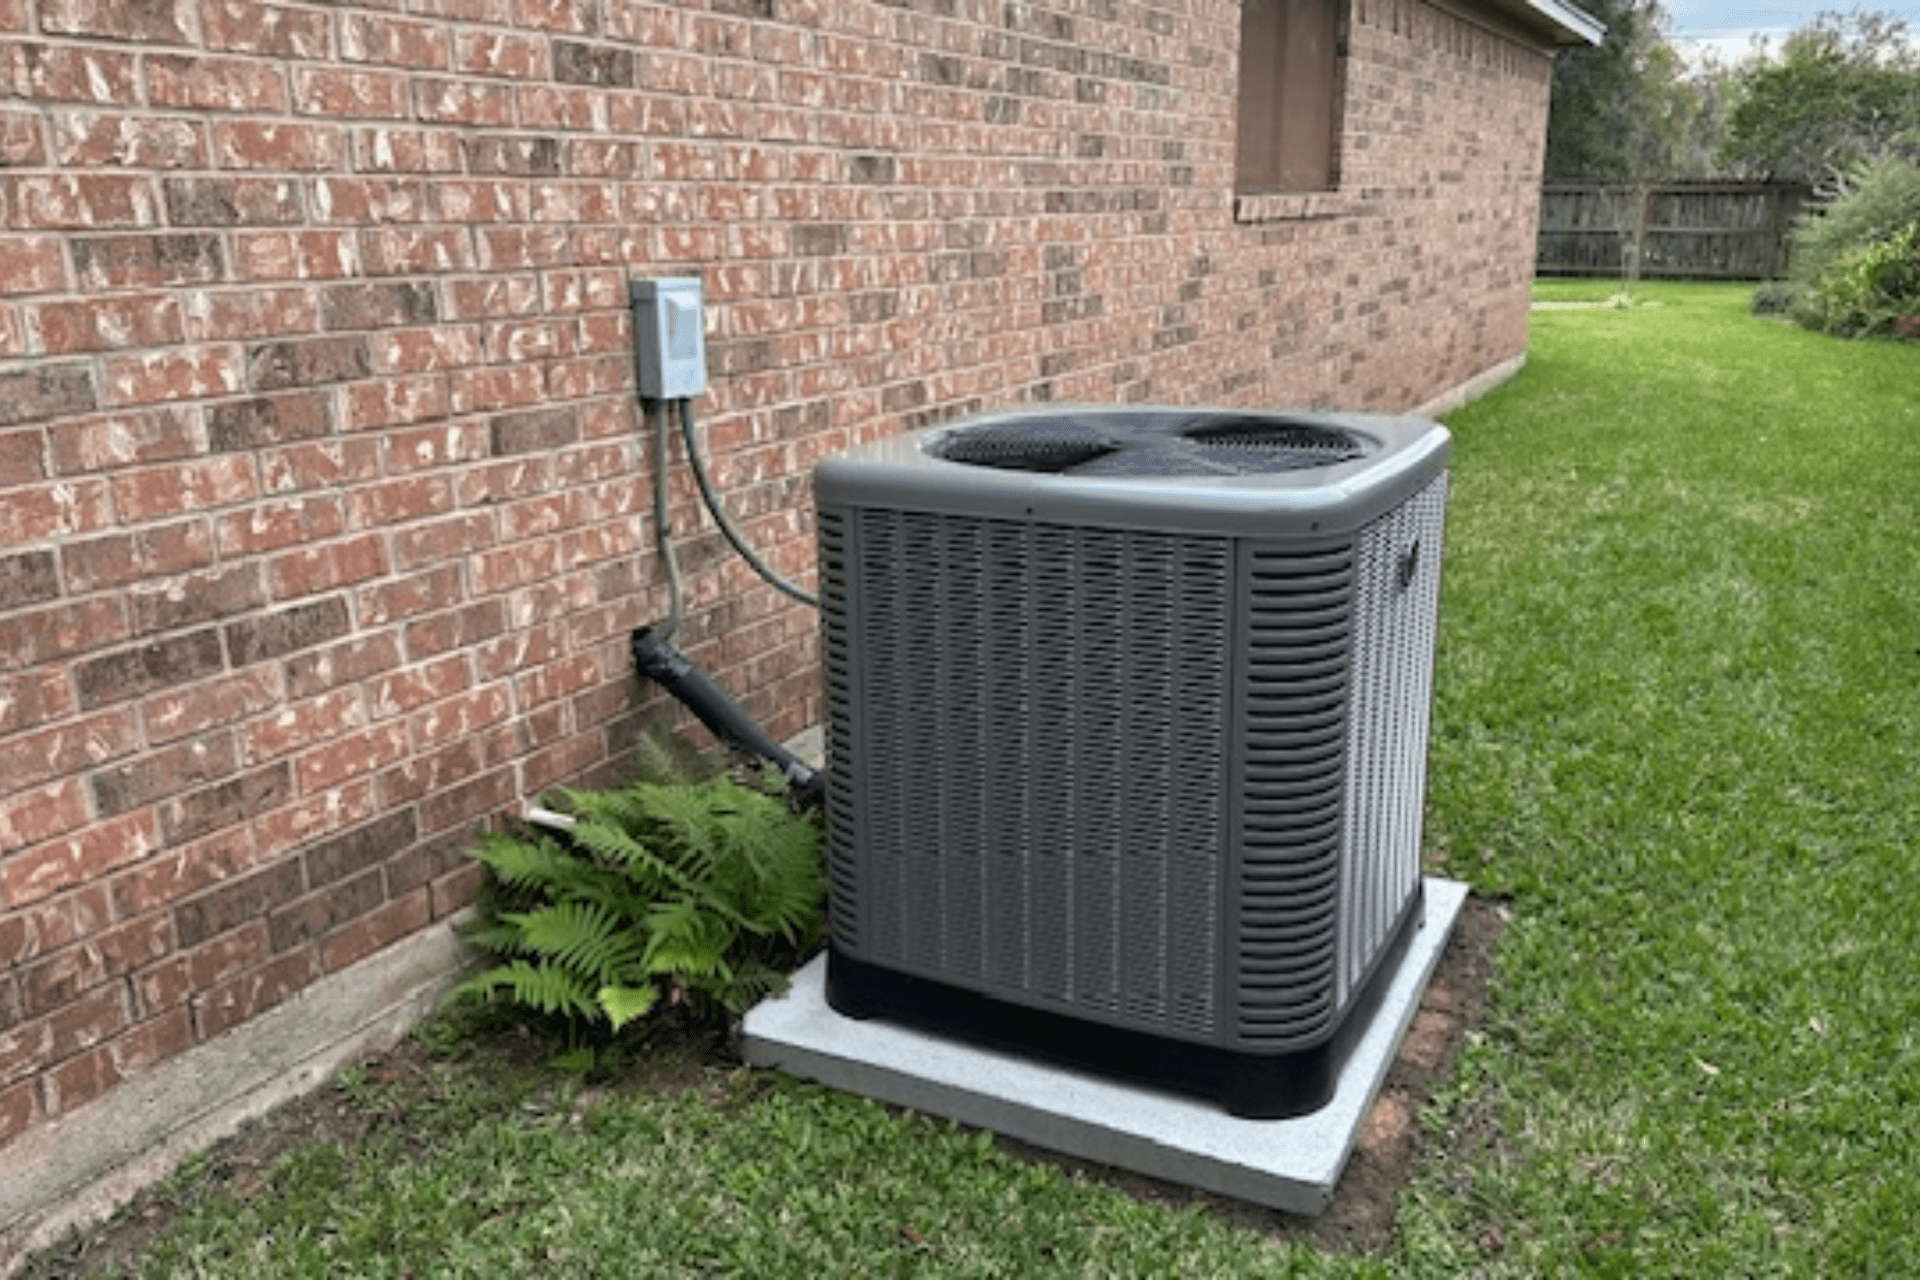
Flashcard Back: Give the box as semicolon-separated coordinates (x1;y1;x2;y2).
825;884;1424;1120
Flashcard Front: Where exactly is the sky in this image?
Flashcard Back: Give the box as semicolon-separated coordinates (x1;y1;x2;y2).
1662;0;1920;64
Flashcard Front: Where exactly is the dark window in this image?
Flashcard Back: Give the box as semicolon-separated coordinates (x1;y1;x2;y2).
1235;0;1342;193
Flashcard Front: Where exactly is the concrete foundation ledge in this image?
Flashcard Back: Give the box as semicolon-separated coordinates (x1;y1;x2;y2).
0;920;470;1277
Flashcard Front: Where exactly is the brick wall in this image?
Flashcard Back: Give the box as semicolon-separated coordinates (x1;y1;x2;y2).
0;0;1553;1147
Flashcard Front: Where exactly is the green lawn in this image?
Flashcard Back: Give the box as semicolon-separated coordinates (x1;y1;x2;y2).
33;281;1920;1277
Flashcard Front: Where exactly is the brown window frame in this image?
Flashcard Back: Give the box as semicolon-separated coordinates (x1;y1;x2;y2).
1234;0;1346;195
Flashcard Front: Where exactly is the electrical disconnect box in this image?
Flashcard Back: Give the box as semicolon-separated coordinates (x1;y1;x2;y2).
631;277;707;399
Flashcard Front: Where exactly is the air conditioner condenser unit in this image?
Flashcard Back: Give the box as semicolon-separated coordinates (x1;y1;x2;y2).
814;406;1450;1118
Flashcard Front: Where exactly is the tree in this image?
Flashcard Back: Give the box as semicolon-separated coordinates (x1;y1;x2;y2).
1719;11;1920;184
1545;0;1705;181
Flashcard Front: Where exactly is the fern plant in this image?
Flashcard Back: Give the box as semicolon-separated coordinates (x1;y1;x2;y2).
451;769;824;1044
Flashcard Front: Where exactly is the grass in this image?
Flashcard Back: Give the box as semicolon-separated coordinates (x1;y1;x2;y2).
31;280;1920;1277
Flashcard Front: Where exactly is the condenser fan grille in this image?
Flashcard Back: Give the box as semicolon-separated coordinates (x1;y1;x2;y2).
926;413;1376;477
1188;419;1368;467
931;428;1118;473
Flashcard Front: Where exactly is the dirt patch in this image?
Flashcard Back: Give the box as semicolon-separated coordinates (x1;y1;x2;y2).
24;901;1502;1274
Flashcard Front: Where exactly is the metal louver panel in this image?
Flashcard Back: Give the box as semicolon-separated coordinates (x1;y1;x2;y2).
817;508;860;952
1233;544;1357;1046
1336;473;1448;1004
833;508;1229;1040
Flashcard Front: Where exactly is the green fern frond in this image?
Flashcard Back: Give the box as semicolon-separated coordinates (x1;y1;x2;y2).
505;902;648;987
450;961;598;1020
472;831;589;894
597;983;660;1033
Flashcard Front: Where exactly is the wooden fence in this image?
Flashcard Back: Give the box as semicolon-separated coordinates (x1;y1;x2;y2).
1537;181;1813;281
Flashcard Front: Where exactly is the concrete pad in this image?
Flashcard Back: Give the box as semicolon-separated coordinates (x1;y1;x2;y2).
742;876;1467;1216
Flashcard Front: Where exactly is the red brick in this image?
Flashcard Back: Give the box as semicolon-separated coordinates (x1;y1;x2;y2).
290;67;411;119
233;230;361;282
7;43;140;104
201;1;331;58
164;176;303;227
452;30;546;78
342;375;450;431
265;533;389;601
109;826;256;919
214;120;347;171
430;857;485;913
44;980;129;1061
0;235;71;295
340;11;451;67
14;885;112;965
141;668;281;744
189;287;324;342
358;227;477;276
295;723;410;792
0;711;143;794
240;688;365;764
213;494;348;557
449;364;546;416
19;915;172;1018
512;0;595;35
354;127;465;174
445;273;540;320
408;683;512;751
26;293;186;354
134;921;269;1015
251;776;379;860
109;455;257;523
192;947;317;1039
0;478;114;542
414;78;516;127
147;53;288;112
0;1013;53;1088
5;825;150;927
130;564;265;636
101;346;246;408
0;428;49;485
49;408;199;476
368;654;471;718
283;633;402;699
0;669;74;740
91;732;238;816
267;866;385;953
41;0;194;43
42;1044;124;1116
108;1006;195;1076
162;761;293;845
47;110;203;169
357;562;462;628
8;174;157;229
369;325;484;375
387;511;496;570
321;887;431;973
0;1079;38;1143
404;600;506;664
0;106;45;165
72;233;225;291
312;177;427;225
0;598;128;672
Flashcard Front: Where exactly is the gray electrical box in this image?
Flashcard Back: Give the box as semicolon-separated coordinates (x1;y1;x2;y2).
631;277;707;399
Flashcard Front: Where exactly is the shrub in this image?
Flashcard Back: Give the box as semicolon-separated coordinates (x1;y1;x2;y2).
451;770;825;1049
1791;158;1920;285
1750;281;1800;315
1788;158;1920;337
1791;220;1920;336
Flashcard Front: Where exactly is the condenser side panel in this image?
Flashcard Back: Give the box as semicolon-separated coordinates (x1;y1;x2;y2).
831;506;1233;1044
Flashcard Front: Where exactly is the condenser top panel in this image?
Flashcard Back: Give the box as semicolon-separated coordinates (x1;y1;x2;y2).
816;406;1450;539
